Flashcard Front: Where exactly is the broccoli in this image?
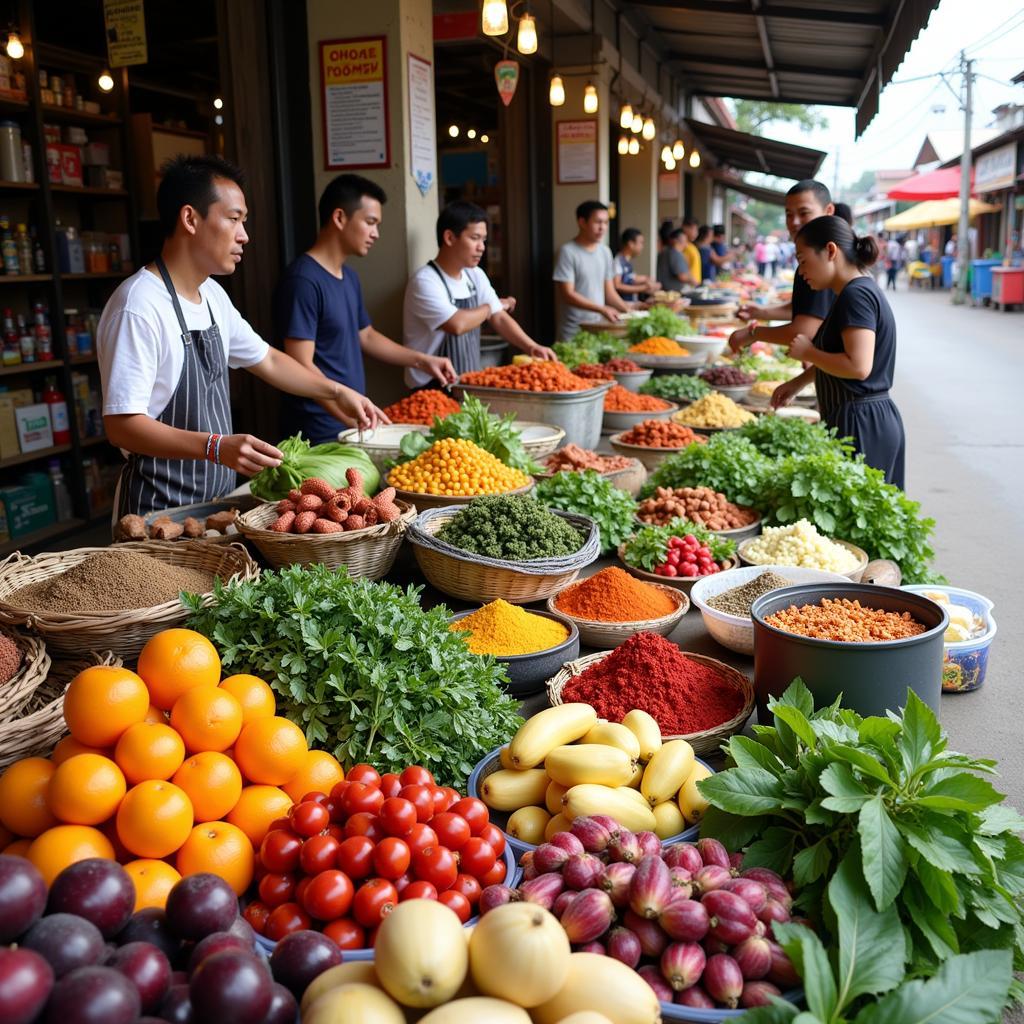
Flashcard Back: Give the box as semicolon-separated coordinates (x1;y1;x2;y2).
438;495;584;560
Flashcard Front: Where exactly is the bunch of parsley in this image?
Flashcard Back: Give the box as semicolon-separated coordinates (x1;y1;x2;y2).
534;470;637;555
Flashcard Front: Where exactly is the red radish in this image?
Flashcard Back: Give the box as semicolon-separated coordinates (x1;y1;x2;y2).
635;831;662;858
552;891;575;918
629;855;673;919
570;817;615;854
722;878;769;914
533;843;570;874
659;897;710;942
693;864;732;894
563;853;605;892
479;885;517;915
660;941;707;991
663;843;703;875
606;927;642;969
705;953;744;1008
549;832;585;856
741;980;782;1007
560;889;615;944
696;838;731;870
637;965;674;1002
733;936;772;980
518;873;564;910
703;889;758;945
608;831;641;864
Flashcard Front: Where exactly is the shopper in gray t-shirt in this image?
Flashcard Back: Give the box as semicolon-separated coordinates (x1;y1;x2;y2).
553;200;632;341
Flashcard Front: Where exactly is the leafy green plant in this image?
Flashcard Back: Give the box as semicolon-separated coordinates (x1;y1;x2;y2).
639;374;711;403
736;416;853;461
183;566;522;787
626;305;694;344
553;330;627;367
534;470;637;555
621;519;735;571
249;434;380;500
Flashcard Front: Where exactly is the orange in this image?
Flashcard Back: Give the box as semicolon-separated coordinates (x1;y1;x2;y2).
3;838;32;857
123;859;181;911
47;754;126;826
116;780;194;859
233;717;307;786
143;704;167;724
0;758;58;837
225;785;292;847
27;825;115;886
172;752;243;823
219;674;276;723
114;722;186;784
63;666;150;747
170;688;243;754
51;736;109;766
138;629;220;711
176;821;254;895
283;750;345;803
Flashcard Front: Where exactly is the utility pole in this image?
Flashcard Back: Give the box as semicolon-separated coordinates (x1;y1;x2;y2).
953;52;974;305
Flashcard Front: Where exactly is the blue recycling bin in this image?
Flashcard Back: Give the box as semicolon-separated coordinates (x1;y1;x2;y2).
941;256;955;289
971;259;1003;303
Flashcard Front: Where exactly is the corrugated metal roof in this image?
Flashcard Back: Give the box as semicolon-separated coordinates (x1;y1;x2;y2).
685;117;825;179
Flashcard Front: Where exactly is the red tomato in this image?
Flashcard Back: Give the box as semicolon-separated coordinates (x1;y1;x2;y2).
379;797;417;837
323;917;366;950
429;786;450;816
326;823;345;844
373;837;411;880
302;869;355;921
400;880;439;902
393;872;411;894
449;797;489;836
299;834;340;876
412;845;458;892
451;873;482;905
406;822;438;858
400;766;435;788
242;900;269;934
441;787;461;809
264;902;311;941
378;773;403;799
346;763;382;787
329;780;351;806
343;782;385;818
353;878;398;928
459;836;497;878
480;859;507;886
343;812;385;842
431;813;471;852
259;829;302;873
438;890;471;923
324;798;344;823
399;784;435;823
253;861;268;884
301;791;329;806
258;872;296;908
336;835;376;880
267;816;292;834
290;800;329;838
479;823;506;857
294;876;312;907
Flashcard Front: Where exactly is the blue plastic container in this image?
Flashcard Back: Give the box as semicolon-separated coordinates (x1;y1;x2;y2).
941;255;955;288
971;258;1003;303
660;989;803;1021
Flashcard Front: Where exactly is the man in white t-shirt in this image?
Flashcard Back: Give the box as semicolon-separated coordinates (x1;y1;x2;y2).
402;201;553;388
97;154;385;519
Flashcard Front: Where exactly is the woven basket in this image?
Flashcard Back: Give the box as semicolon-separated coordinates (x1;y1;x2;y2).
236;500;416;579
0;541;258;660
0;651;122;769
0;627;49;722
546;583;689;648
407;506;600;605
386;477;534;513
547;650;754;757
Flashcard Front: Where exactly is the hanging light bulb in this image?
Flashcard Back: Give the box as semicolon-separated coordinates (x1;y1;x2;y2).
672;139;685;161
516;12;538;54
213;97;224;110
448;124;460;138
5;30;23;60
97;69;114;92
660;144;671;163
689;149;700;167
481;0;509;36
618;136;629;156
665;156;677;171
480;134;490;143
631;112;642;134
468;129;477;139
583;81;598;115
619;103;633;130
628;137;640;155
549;74;565;107
642;117;656;141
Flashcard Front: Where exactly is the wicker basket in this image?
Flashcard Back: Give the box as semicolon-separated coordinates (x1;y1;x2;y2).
0;541;259;660
547;650;754;757
387;478;534;513
0;627;49;721
546;584;689;648
236;500;416;578
0;651;122;769
407;506;599;605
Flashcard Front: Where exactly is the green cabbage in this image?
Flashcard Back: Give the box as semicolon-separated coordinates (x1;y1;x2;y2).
249;433;379;500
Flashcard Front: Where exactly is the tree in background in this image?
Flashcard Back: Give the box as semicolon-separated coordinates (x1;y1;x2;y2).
732;101;829;135
743;199;785;236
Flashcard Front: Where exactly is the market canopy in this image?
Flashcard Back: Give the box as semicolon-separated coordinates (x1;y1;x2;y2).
709;169;789;206
683;118;825;180
883;198;1001;230
887;166;970;200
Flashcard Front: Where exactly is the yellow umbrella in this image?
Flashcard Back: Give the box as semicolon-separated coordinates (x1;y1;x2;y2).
884;197;1001;230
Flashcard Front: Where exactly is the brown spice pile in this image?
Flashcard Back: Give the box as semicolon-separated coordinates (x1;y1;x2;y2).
766;597;926;642
0;632;22;684
9;550;217;614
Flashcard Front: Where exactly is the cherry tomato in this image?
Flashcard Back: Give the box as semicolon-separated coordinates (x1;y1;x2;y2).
294;876;312;907
302;869;355;921
480;859;507;887
379;797;417;837
431;812;471;852
479;823;506;857
413;845;458;892
343;812;385;842
264;902;311;941
326;824;346;844
373;837;411;880
460;836;497;878
323;918;366;950
406;822;438;858
451;873;481;905
353;878;398;928
242;900;269;934
329;780;351;806
290;800;329;838
267;816;292;834
258;872;296;908
346;763;382;787
324;798;344;823
299;834;340;875
441;787;461;809
429;786;450;816
399;784;435;823
401;880;439;902
253;861;268;884
438;890;471;923
378;773;403;799
301;791;329;806
393;872;411;894
259;829;302;873
336;835;376;880
400;766;435;788
343;782;385;818
449;797;489;836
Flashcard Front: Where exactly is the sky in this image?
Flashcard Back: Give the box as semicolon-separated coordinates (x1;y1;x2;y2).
750;0;1024;196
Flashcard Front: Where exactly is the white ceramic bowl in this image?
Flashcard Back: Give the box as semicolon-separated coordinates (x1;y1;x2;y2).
674;334;727;360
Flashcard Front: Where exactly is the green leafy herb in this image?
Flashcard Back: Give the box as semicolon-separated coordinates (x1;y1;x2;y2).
626;306;695;344
736;416;854;461
534;470;637;555
553;330;627;368
183;566;521;787
639;374;712;403
622;519;735;571
249;434;380;500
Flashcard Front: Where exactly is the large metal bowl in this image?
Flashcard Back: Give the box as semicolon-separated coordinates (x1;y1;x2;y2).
602;402;679;433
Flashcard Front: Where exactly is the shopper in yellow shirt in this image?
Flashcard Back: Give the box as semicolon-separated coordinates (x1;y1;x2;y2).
681;217;702;285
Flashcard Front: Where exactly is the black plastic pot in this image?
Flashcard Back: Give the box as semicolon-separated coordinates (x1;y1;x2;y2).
750;584;948;720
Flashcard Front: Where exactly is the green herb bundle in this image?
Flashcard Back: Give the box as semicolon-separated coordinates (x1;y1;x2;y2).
184;566;521;788
736;416;853;461
534;470;637;555
249;434;380;501
639;373;711;403
626;306;694;344
622;519;735;572
553;330;627;368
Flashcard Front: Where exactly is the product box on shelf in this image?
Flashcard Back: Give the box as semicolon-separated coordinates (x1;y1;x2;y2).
15;403;54;453
0;387;34;459
57;145;83;187
81;141;110;166
85;166;123;190
0;472;56;538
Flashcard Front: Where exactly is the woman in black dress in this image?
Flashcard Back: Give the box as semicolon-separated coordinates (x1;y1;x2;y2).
772;215;906;488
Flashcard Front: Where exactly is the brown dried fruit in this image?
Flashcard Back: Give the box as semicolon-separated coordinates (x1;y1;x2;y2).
300;477;336;501
342;515;366;531
324;499;349;524
288;488;303;503
295;494;324;513
312;518;344;534
269;511;296;532
116;514;147;541
294;510;318;534
206;509;238;532
276;499;296;514
150;520;185;541
362;507;379;526
345;467;365;498
182;517;204;538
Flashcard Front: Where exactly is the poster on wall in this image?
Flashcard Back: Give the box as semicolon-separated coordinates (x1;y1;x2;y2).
320;37;390;170
557;120;598;184
407;53;436;196
103;0;147;67
658;172;680;201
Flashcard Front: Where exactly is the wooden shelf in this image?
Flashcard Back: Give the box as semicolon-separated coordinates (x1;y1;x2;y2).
0;180;39;191
50;185;129;198
61;272;126;281
0;517;86;557
0;443;72;470
0;96;29;116
0;359;64;378
0;274;52;284
40;104;121;126
69;354;97;365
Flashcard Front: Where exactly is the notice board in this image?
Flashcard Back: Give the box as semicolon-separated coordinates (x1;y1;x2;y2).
320;37;390;170
557;120;598;184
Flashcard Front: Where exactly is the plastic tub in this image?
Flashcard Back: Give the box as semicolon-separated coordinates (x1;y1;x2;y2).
751;584;948;719
660;990;803;1021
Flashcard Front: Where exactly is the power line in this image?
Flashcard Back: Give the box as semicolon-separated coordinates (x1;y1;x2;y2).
961;11;1024;57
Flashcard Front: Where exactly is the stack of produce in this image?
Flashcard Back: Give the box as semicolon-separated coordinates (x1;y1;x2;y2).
553;566;678;623
460;362;595;392
605;357;644;373
116;508;240;541
481;702;711;840
627;307;694;344
451;600;570;656
622;520;736;578
640;373;711;404
603;386;673;413
559;632;745;737
765;598;926;642
553;329;627;368
250;434;379;501
572;362;615;380
743;518;860;573
707;570;793;617
700;366;756;387
269;471;401;533
543;445;634;474
674;393;755;429
628;337;690;357
380;389;461;425
534;471;637;555
387;438;531;496
478;819;803;1011
617;420;706;448
637;486;758;531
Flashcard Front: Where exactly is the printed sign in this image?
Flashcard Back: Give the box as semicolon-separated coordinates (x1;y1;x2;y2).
494;60;520;107
104;0;147;67
408;53;436;196
557;120;598;184
658;172;680;201
320;37;390;170
975;142;1017;192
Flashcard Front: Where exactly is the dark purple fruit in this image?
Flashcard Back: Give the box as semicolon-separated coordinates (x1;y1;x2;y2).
227;915;256;949
116;907;181;961
107;942;171;1014
0;855;47;942
189;950;271;1024
187;932;250;974
47;859;135;938
268;929;343;996
165;874;238;941
0;947;54;1024
160;983;194;1024
263;982;298;1024
22;912;105;978
43;965;141;1024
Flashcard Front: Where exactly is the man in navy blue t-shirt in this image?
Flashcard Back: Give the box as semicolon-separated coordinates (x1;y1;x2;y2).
273;175;455;444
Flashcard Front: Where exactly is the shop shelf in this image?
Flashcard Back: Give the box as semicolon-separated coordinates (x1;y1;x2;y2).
0;359;64;377
0;517;86;558
69;354;97;365
0;274;53;284
0;180;40;191
61;271;127;281
50;185;129;199
0;442;73;470
0;96;29;116
39;104;121;126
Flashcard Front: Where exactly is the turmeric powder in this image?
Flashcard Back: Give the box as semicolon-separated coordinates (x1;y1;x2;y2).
452;599;570;656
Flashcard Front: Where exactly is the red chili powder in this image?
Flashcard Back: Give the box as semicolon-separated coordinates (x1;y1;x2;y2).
560;631;743;733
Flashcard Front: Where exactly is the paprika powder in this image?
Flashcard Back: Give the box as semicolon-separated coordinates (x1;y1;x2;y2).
554;567;677;622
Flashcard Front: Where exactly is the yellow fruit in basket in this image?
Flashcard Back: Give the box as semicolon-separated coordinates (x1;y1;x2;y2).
506;806;550;846
621;709;662;762
581;723;641;761
47;754;126;825
562;785;656;833
0;757;58;837
616;786;651;808
641;739;695;808
480;769;549;812
627;761;643;788
678;762;713;825
63;666;150;747
652;801;687;839
545;780;568;816
420;998;532;1023
544;745;634;789
530;953;659;1024
498;745;515;771
304;983;405;1024
509;704;597;769
544;813;571;841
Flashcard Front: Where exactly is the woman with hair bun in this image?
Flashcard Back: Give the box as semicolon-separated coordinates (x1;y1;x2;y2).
773;215;906;488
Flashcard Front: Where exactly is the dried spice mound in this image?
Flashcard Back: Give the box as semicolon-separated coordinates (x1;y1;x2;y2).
0;632;22;684
707;571;793;617
555;567;677;623
765;598;926;643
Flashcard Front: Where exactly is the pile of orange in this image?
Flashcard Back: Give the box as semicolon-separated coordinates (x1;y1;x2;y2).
0;627;344;907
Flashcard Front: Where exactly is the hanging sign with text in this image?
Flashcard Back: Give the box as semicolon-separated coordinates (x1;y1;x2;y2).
320;37;390;170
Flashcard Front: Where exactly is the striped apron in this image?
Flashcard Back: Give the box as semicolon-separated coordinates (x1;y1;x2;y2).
115;257;235;519
428;260;482;377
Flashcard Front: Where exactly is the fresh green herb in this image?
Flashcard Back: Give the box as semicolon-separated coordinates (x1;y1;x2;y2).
755;366;792;381
622;519;735;571
249;434;380;500
534;470;637;555
737;416;853;461
183;566;521;787
626;306;695;344
553;330;627;368
639;374;711;403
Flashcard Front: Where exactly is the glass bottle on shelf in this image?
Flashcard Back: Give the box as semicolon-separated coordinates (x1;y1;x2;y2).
2;308;19;366
33;304;53;361
64;309;79;357
18;313;34;363
30;227;44;273
15;224;31;275
0;217;18;275
48;459;74;521
42;378;70;444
